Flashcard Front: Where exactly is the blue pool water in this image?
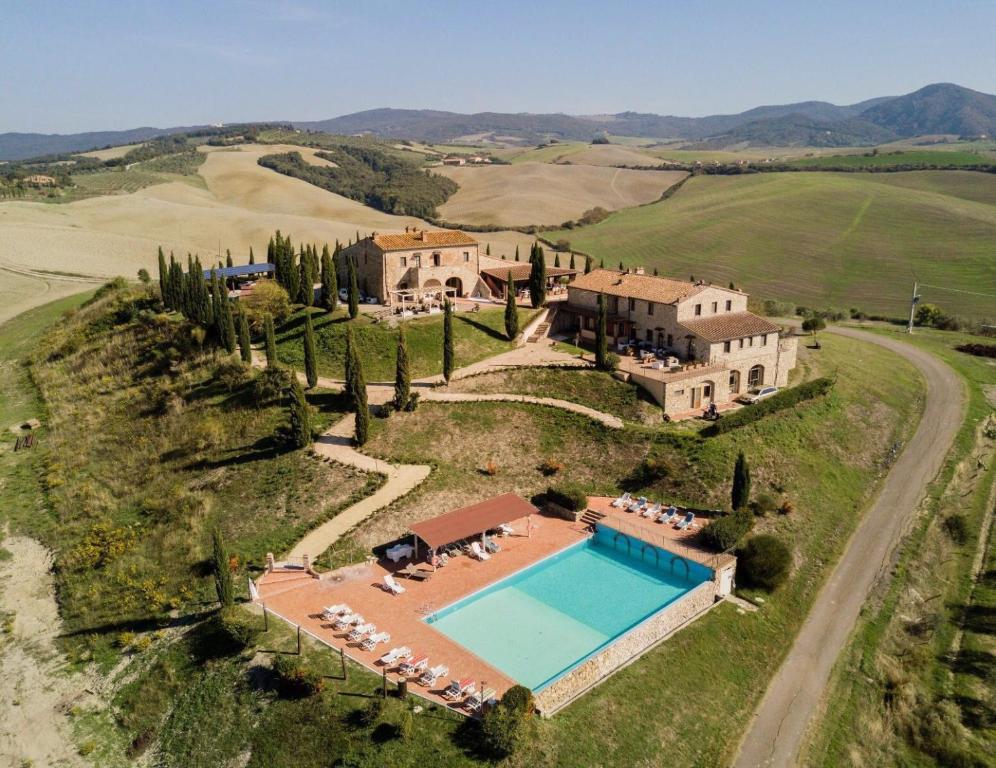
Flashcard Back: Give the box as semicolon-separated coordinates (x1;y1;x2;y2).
425;526;712;691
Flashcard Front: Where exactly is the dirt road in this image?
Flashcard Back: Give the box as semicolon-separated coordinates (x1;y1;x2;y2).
733;326;964;767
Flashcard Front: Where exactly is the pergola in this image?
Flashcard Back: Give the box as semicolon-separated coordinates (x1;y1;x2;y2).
408;493;539;560
388;285;458;315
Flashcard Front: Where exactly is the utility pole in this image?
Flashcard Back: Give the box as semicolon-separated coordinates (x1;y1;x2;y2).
907;281;919;334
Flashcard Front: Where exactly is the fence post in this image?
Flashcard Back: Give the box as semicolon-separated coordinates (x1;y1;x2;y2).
262;604;269;632
341;647;347;680
297;624;302;655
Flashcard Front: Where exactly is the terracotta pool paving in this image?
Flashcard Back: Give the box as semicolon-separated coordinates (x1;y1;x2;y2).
257;511;588;709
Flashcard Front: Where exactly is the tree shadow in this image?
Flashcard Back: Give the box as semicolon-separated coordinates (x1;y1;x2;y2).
945;648;995;679
455;314;508;342
182;434;294;470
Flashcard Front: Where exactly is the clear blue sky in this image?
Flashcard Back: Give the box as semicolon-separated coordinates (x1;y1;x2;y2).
2;0;994;133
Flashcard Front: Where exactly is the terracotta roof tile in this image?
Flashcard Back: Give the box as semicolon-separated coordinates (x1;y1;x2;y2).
679;312;781;342
479;264;578;281
568;269;706;304
371;229;477;251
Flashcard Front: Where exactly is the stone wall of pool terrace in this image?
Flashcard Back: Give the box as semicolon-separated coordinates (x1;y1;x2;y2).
533;578;718;715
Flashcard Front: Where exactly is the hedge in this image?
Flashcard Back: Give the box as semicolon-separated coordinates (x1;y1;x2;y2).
546;483;588;512
737;534;792;591
703;377;834;436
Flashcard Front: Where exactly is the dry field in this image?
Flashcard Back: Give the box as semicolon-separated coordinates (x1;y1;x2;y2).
557;143;670;167
0;143;538;321
435;163;686;226
77;143;142;160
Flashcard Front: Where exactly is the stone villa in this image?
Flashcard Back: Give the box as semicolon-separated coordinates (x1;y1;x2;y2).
338;228;492;305
557;268;798;416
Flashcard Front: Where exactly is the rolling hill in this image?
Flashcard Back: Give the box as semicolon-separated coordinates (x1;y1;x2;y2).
548;171;996;321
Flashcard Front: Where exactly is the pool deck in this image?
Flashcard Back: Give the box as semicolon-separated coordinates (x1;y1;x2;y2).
256;511;590;711
589;496;736;570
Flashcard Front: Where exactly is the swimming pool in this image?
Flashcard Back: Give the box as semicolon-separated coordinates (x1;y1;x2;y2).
425;526;713;691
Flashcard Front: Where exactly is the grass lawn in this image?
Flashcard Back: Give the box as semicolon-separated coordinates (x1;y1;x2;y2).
807;325;996;767
312;332;926;765
275;305;540;382
786;149;996;169
8;286;379;669
445;367;660;423
549;171;996;321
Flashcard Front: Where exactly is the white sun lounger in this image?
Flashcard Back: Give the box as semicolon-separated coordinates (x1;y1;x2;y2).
442;677;476;700
627;496;648;513
466;687;497;711
379;646;412;666
470;542;491;561
399;654;428;675
361;631;391;651
611;492;632;508
657;506;677;524
383;574;406;595
498;522;514;536
321;603;350;620
333;613;362;630
419;664;449;687
675;511;695;530
642;502;662;519
347;623;375;641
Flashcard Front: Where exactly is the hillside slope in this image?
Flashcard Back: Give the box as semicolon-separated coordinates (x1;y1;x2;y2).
861;82;996;138
550;171;996;320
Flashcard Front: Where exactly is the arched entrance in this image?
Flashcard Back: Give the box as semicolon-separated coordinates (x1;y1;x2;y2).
748;364;765;388
423;279;442;289
445;276;464;297
729;369;741;394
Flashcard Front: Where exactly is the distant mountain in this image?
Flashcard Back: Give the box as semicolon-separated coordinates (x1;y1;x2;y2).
0;125;208;162
860;83;996;138
296;84;994;148
688;113;897;149
3;83;994;162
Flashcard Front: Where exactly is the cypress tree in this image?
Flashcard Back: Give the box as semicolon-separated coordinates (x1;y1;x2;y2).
248;245;255;265
347;256;359;319
221;290;237;354
599;258;604;268
320;245;337;313
211;526;233;608
504;271;518;340
514;245;520;262
393;328;411;410
528;246;546;308
443;299;455;383
584;255;592;274
732;451;751;511
654;268;659;276
299;257;313;306
569;252;576;270
619;261;624;271
157;246;167;303
554;252;561;268
237;307;252;364
285;239;300;304
287;377;312;449
264;313;277;367
303;312;318;388
267;235;276;277
595;293;608;369
343;325;356;402
226;249;233;269
352;337;369;446
486;243;491;255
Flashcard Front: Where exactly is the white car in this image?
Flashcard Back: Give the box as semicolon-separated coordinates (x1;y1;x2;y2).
740;386;779;404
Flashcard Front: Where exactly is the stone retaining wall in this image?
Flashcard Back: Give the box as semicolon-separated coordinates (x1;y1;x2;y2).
533;579;718;715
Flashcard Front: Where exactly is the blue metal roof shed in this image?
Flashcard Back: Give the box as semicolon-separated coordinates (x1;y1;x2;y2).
201;263;275;279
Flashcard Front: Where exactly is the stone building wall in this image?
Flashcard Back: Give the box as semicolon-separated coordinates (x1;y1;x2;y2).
533;579;718;715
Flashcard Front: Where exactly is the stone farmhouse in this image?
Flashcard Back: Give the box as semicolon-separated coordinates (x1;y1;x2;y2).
557;268;798;416
338;228;492;306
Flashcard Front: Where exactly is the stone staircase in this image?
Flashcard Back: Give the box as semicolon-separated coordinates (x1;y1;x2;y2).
579;508;606;528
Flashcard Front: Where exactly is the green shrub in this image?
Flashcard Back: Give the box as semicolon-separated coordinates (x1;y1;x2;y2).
703;377;834;436
480;685;534;757
942;514;969;545
358;696;386;726
700;510;754;551
271;653;324;697
751;492;779;517
546;483;588;512
217;608;261;650
738;534;792;591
